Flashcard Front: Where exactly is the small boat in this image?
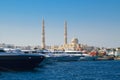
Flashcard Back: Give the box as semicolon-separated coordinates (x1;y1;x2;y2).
0;48;45;71
114;57;120;60
96;56;114;61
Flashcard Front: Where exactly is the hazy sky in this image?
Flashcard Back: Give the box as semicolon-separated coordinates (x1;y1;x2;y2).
0;0;120;48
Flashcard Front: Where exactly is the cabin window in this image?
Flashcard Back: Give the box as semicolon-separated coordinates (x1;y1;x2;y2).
24;51;29;53
32;51;37;53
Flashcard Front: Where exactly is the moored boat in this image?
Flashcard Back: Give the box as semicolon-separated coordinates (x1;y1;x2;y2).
96;56;114;61
47;50;83;62
37;50;82;62
0;48;45;71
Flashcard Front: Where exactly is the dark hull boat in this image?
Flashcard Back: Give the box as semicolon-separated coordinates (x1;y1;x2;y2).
0;53;45;71
0;54;45;70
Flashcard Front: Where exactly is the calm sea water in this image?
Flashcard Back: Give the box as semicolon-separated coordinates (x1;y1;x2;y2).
0;60;120;80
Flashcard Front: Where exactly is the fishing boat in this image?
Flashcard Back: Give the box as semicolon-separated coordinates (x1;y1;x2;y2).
0;48;45;71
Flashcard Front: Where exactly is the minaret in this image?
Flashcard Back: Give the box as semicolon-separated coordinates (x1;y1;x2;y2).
64;21;67;45
41;18;45;49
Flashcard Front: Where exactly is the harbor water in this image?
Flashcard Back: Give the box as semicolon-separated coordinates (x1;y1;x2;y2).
0;60;120;80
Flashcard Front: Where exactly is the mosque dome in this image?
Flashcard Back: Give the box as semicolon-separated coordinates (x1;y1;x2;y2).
71;38;79;44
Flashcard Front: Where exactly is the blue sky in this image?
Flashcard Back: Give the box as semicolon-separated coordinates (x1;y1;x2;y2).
0;0;120;48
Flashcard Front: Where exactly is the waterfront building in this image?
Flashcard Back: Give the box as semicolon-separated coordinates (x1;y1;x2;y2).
39;20;96;52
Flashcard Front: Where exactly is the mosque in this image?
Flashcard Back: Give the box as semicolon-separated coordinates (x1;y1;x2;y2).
41;19;91;51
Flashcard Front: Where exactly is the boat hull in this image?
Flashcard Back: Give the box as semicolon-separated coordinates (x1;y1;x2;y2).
46;55;81;62
79;56;97;61
0;54;45;70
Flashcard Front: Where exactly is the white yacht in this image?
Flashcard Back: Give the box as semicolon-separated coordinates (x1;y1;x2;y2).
35;50;81;62
45;50;82;62
43;50;97;62
28;49;97;63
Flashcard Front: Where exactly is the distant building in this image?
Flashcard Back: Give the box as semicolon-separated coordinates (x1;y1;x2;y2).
40;20;96;51
60;38;80;50
0;43;15;48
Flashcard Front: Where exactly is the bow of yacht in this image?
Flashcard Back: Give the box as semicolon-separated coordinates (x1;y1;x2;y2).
0;48;45;70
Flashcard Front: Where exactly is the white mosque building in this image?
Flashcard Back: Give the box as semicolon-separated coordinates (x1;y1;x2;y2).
41;19;94;51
